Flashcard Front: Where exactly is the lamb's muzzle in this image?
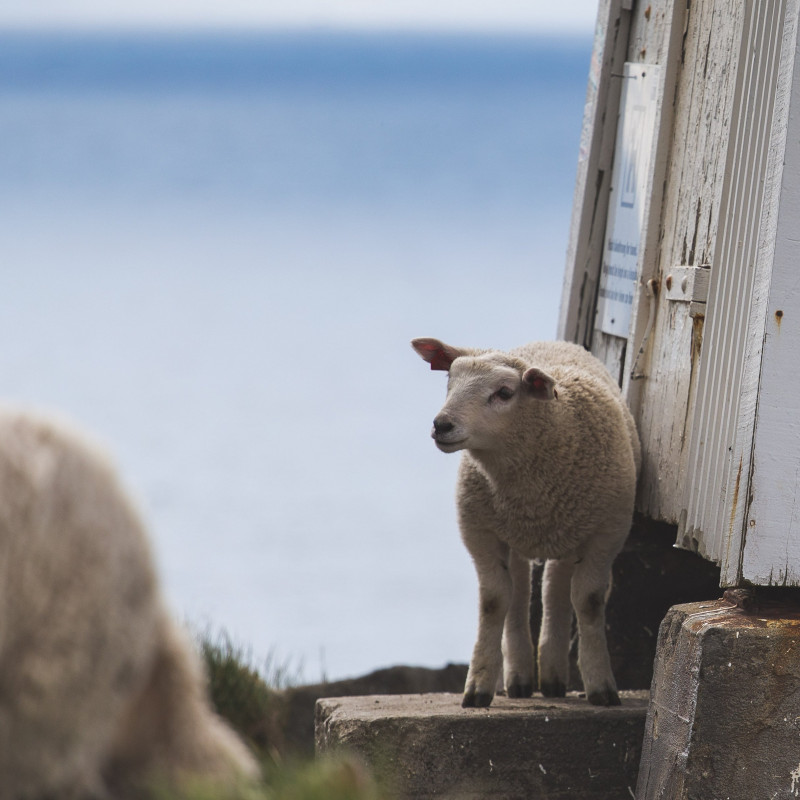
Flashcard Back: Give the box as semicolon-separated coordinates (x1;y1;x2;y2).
432;416;454;435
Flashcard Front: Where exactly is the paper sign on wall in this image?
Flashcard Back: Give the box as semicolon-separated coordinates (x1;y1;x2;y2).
596;63;661;338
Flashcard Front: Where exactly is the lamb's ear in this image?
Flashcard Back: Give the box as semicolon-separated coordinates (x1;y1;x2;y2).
522;367;558;400
411;338;466;371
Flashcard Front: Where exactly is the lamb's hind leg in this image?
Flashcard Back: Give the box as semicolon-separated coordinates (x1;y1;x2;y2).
571;551;620;706
462;533;512;708
502;550;534;698
537;557;575;698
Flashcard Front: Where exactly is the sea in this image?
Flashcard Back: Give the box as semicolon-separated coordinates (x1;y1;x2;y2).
0;29;591;681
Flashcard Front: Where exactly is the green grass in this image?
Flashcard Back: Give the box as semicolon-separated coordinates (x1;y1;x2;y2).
193;629;387;800
259;758;383;800
152;758;382;800
198;629;291;758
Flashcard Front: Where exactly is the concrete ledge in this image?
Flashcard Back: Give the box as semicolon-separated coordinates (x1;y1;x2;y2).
636;599;800;799
316;691;649;799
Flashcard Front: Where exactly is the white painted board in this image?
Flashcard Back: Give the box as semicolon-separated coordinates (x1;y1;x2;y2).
596;63;661;338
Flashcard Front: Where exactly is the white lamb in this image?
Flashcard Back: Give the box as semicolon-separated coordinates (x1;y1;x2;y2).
0;408;259;799
412;338;640;708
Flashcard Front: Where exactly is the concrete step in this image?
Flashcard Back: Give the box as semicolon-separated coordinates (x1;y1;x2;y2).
316;691;648;799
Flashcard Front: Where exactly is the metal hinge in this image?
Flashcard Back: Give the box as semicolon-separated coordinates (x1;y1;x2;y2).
664;265;710;318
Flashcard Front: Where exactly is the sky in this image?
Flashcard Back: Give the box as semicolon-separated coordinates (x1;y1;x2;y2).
0;0;599;33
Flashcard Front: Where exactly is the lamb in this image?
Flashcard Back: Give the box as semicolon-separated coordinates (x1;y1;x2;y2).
0;407;259;799
411;338;640;708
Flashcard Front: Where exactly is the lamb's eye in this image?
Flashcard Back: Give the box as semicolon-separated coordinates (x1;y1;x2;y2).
493;387;515;402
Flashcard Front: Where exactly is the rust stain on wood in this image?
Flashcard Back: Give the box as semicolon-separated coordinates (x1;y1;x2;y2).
727;455;744;555
691;314;704;363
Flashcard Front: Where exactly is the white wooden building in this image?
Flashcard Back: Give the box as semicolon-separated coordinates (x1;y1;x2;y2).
560;0;800;587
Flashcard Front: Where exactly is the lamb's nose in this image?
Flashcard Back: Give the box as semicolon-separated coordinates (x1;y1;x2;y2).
433;417;454;435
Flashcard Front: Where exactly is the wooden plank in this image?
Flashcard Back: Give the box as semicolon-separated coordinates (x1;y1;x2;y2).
674;0;752;552
737;0;800;586
656;0;744;273
618;0;686;397
559;0;632;348
632;0;747;525
592;331;627;385
682;0;791;574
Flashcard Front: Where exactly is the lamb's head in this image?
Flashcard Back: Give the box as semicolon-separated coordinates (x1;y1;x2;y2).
411;337;557;453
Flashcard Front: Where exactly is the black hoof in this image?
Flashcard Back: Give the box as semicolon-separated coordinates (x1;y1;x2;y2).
507;681;534;699
539;679;566;698
462;691;493;708
587;687;621;706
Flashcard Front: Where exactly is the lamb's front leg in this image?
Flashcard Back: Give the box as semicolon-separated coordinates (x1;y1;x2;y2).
461;533;512;708
502;549;534;698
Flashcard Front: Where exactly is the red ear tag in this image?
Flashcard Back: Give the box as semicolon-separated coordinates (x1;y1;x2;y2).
429;352;452;371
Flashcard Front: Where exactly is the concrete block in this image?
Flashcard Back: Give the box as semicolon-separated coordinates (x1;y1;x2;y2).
279;663;468;756
636;599;800;799
316;691;648;799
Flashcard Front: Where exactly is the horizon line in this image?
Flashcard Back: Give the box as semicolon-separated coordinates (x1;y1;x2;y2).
0;20;596;37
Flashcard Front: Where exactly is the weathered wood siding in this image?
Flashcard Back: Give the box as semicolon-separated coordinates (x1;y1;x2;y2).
631;0;746;525
561;0;800;585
